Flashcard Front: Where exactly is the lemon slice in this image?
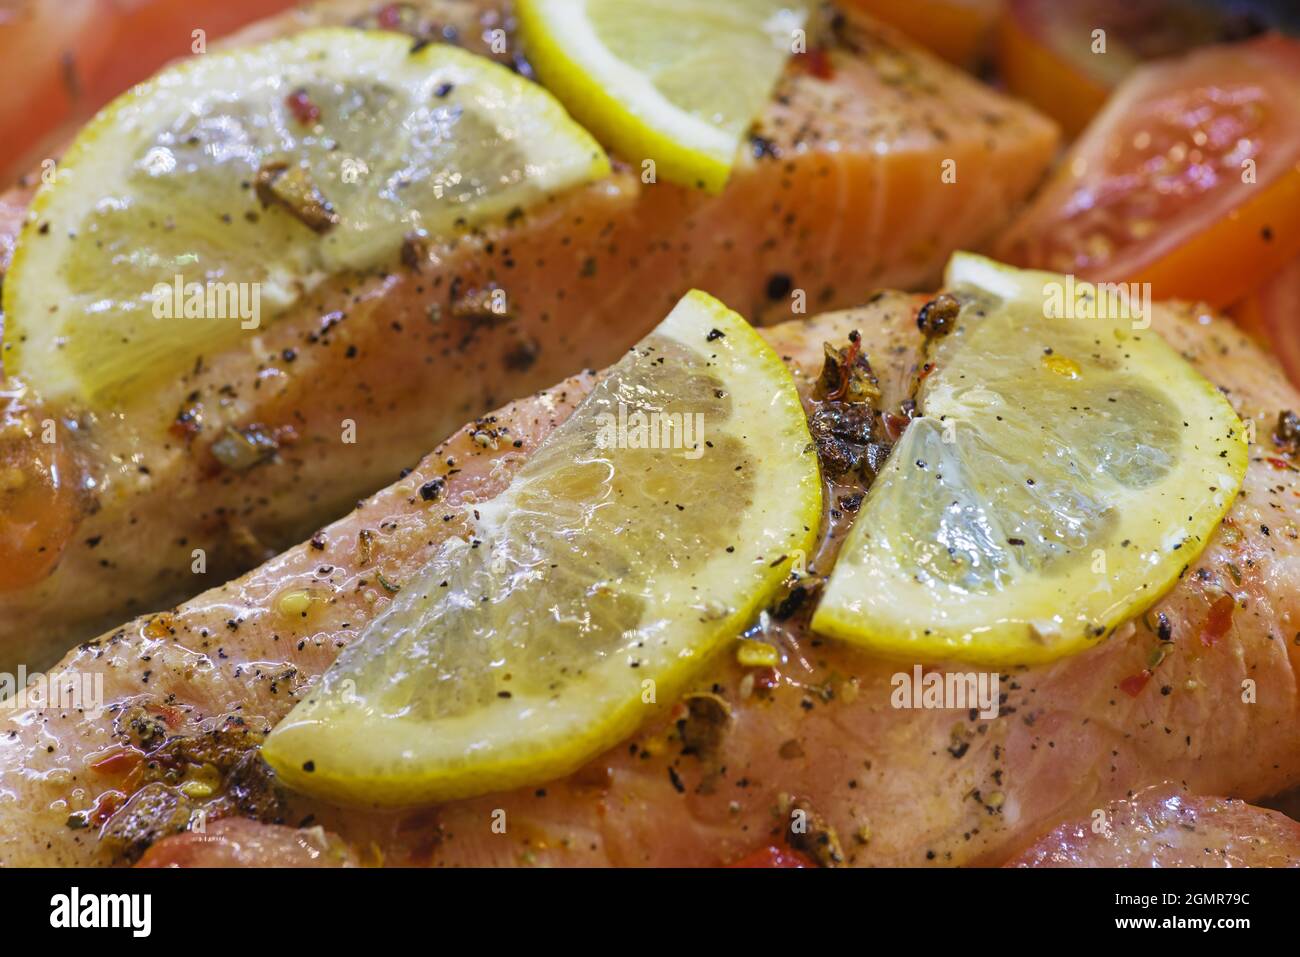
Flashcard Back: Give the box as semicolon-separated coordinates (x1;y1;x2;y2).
518;0;807;192
813;253;1249;667
3;29;608;404
262;290;820;805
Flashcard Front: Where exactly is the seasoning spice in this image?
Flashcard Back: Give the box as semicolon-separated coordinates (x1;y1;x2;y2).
255;160;340;233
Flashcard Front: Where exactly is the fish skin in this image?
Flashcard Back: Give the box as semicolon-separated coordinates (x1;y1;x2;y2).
1004;784;1300;867
2;293;1299;868
0;0;1059;670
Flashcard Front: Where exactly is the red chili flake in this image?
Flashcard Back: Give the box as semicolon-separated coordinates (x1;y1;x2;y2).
1119;669;1153;697
273;424;300;447
918;362;937;381
826;337;862;402
170;402;203;441
286;88;321;125
884;412;911;441
1201;593;1236;647
752;667;781;691
1267;457;1296;471
728;845;813;868
89;749;142;776
89;790;125;826
377;3;405;30
796;47;834;80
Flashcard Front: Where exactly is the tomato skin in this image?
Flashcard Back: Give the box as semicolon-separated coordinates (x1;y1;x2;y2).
842;0;1001;68
1232;254;1300;386
998;1;1109;137
995;34;1300;309
0;0;296;186
727;846;814;868
0;0;115;185
998;0;1288;138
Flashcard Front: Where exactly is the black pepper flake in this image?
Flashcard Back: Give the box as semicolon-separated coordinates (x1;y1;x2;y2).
1275;410;1300;449
766;273;793;301
504;340;539;372
750;133;779;160
917;293;960;338
420;478;446;502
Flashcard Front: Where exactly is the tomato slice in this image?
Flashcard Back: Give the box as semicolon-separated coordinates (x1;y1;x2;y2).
0;0;115;185
995;34;1300;309
0;0;296;187
842;0;1002;68
1232;254;1300;386
997;0;1282;136
727;845;813;868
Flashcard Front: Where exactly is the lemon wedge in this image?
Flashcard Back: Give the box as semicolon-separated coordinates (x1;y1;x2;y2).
3;29;608;404
518;0;807;192
262;290;820;805
813;253;1249;667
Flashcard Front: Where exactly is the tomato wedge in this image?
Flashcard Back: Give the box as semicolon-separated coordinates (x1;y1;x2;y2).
0;0;115;185
995;34;1300;309
1232;254;1300;386
0;0;295;186
843;0;1001;68
997;0;1282;136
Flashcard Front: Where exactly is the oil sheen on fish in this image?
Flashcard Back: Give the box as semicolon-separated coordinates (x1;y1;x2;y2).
2;292;1298;867
1005;785;1300;867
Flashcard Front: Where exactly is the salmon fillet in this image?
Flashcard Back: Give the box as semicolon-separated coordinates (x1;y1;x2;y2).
2;292;1298;868
0;0;1058;671
1005;784;1300;867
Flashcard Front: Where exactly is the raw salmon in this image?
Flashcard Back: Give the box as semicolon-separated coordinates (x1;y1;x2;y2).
0;0;1059;670
1005;784;1300;867
2;290;1298;867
